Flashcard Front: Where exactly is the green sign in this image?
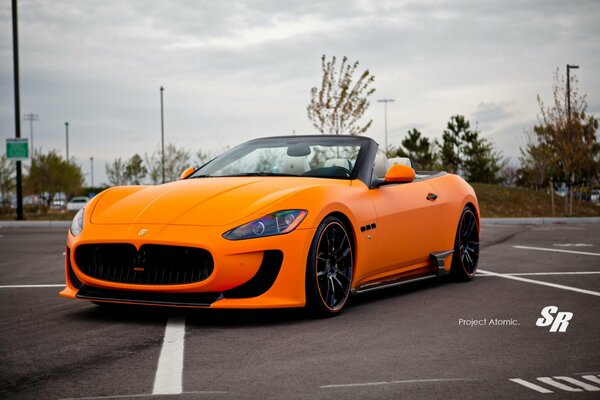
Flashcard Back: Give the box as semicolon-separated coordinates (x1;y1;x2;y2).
6;138;29;160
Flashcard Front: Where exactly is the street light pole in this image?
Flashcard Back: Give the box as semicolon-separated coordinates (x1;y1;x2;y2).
160;86;165;184
65;122;69;163
566;64;579;126
377;99;394;155
11;0;23;220
90;157;94;187
566;64;579;217
23;113;38;154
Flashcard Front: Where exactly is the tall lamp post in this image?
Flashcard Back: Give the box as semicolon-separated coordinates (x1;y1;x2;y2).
566;64;579;216
377;98;394;155
90;157;94;187
65;122;69;163
160;86;165;184
566;64;579;125
23;113;38;154
11;0;24;220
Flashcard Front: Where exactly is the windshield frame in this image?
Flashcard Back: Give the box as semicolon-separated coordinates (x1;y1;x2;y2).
191;135;376;185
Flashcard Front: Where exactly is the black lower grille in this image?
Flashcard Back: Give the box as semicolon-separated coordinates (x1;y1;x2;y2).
74;244;213;285
76;286;221;306
66;247;83;289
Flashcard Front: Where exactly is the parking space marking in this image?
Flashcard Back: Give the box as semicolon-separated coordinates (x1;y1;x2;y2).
478;269;600;297
60;390;228;400
554;243;594;247
514;245;600;257
537;377;583;392
477;271;600;277
321;378;475;388
509;378;553;393
0;284;64;289
583;375;600;385
554;376;600;391
152;315;185;395
510;375;600;394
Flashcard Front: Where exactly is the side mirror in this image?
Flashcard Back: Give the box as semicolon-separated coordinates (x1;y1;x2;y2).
179;166;196;180
384;164;415;183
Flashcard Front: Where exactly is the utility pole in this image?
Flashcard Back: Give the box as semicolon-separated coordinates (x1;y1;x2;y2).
566;64;579;217
23;113;38;154
160;86;165;184
65;122;69;163
377;99;394;155
11;0;23;220
90;157;94;187
566;64;579;122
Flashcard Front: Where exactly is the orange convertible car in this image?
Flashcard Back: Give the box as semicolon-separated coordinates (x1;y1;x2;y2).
60;135;479;316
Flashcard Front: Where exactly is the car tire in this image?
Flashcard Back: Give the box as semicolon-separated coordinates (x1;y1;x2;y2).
450;206;480;281
305;215;354;317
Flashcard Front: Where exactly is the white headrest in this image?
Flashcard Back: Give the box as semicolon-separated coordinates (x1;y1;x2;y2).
324;158;352;169
388;157;413;168
373;151;389;179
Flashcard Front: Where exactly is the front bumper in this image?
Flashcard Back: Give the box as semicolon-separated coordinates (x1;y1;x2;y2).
59;223;316;309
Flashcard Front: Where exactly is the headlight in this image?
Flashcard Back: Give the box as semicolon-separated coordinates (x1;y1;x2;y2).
223;210;307;240
70;208;84;236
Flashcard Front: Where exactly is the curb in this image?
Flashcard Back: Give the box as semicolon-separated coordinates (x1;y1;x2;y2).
1;217;599;228
0;220;71;228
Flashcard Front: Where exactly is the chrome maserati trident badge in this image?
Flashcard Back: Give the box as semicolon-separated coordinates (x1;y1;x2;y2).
137;228;149;237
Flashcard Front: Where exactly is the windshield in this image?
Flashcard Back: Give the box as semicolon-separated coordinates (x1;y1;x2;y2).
192;136;368;180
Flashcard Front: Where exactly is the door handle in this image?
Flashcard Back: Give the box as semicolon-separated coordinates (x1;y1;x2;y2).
426;193;438;201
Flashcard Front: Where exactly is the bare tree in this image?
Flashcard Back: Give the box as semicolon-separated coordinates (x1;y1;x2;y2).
105;158;127;186
145;144;191;183
520;68;599;215
307;55;376;135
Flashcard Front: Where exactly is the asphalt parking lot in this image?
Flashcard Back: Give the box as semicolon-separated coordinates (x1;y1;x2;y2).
1;223;599;399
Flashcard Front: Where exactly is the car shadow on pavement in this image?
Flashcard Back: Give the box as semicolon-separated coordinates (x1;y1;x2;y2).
64;277;458;328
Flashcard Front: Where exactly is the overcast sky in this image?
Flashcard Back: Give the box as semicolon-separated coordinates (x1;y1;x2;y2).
1;0;599;186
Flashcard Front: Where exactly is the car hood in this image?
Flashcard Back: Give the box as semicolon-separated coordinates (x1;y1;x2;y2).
91;177;346;226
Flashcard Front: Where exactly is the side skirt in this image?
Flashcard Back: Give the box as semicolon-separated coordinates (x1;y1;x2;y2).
351;249;454;295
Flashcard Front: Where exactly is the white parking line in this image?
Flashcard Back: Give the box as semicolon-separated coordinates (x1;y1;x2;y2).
514;245;600;256
583;375;600;385
537;377;582;392
152;315;186;395
321;378;475;388
478;269;600;297
0;284;64;289
60;390;227;400
477;271;600;276
554;243;594;247
511;375;600;393
554;376;600;391
509;378;553;393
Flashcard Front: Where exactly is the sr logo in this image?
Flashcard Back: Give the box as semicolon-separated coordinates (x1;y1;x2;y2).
536;306;573;332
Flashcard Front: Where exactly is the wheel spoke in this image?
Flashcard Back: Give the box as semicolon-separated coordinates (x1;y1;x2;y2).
337;270;351;282
332;235;347;256
327;276;336;306
332;274;344;291
336;247;350;263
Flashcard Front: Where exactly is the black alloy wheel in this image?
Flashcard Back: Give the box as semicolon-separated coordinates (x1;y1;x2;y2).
450;207;480;281
306;216;354;316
